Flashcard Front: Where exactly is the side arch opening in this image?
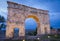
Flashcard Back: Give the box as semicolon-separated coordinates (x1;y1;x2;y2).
13;28;19;38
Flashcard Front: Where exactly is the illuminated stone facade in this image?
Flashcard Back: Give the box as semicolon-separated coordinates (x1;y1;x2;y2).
6;1;50;38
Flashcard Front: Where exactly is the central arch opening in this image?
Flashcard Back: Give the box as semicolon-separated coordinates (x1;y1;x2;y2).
25;15;40;36
25;18;37;36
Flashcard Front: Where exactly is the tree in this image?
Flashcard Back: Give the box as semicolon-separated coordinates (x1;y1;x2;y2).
50;26;53;29
27;28;37;36
0;15;6;30
58;29;60;31
33;28;37;35
0;15;5;22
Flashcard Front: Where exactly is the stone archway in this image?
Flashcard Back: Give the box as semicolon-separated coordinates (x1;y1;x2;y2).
6;1;50;38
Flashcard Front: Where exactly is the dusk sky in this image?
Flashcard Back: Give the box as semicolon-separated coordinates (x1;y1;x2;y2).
0;0;60;29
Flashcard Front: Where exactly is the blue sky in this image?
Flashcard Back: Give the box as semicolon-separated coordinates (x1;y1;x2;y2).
25;18;37;29
0;0;60;29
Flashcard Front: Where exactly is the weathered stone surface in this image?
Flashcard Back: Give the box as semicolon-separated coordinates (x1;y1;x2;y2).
6;1;50;38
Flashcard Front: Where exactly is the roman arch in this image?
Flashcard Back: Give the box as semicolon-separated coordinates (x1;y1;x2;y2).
6;1;50;38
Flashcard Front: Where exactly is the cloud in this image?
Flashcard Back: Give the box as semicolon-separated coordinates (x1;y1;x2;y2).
0;0;8;19
0;8;7;13
0;7;7;19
